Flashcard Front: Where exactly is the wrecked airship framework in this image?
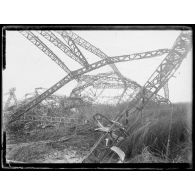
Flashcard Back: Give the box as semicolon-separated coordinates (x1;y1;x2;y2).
4;30;192;163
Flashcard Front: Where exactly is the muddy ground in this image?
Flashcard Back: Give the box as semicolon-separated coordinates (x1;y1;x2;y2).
6;123;100;163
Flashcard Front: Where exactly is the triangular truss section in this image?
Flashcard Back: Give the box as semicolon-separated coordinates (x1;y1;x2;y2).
7;31;191;129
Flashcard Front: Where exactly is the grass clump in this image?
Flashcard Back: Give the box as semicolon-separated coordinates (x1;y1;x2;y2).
120;103;192;163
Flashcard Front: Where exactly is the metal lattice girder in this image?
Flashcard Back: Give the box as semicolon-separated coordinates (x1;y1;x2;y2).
24;89;89;112
83;74;121;83
92;74;139;88
20;30;170;80
63;102;90;110
74;73;170;105
62;97;91;109
143;31;191;99
117;87;128;104
62;31;172;101
82;113;128;163
83;31;192;148
101;49;170;63
71;80;99;96
58;31;127;84
20;31;72;74
21;30;170;104
37;31;85;66
38;31;118;98
163;82;169;99
81;71;115;81
71;48;170;96
71;71;115;95
24;90;58;107
59;31;171;92
21;30;169;102
34;87;66;101
19;114;79;124
71;73;119;96
9;46;173;123
57;32;89;66
93;82;127;89
113;31;192;125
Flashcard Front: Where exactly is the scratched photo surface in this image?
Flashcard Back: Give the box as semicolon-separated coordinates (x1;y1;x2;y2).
3;29;192;164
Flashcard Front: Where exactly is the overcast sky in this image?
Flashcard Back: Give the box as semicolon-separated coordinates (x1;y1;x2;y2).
3;30;192;104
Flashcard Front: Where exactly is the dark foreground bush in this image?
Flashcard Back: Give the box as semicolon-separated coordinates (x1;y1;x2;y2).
119;103;192;163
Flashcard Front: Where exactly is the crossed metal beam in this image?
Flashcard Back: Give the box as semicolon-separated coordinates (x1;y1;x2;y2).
9;31;191;124
20;30;170;103
81;31;192;162
9;48;169;123
60;31;170;101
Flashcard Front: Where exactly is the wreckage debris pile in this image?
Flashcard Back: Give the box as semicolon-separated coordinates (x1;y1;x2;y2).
4;99;192;163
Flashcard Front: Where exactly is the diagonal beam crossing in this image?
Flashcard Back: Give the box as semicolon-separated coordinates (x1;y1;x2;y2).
37;31;85;66
58;32;89;66
20;31;72;74
9;47;172;123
